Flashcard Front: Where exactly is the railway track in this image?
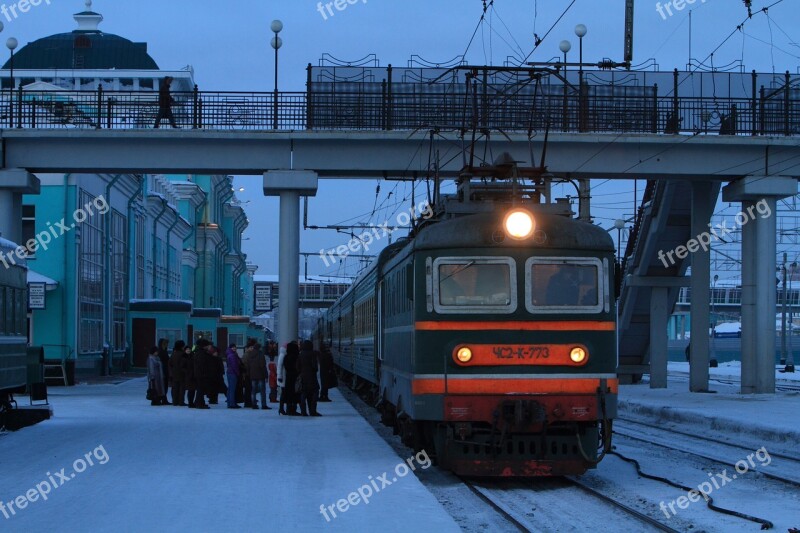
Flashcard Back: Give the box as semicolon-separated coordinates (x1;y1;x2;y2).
666;370;800;392
462;477;682;532
614;417;800;488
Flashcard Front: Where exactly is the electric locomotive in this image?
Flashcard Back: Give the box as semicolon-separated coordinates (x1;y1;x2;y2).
318;161;616;477
0;237;28;413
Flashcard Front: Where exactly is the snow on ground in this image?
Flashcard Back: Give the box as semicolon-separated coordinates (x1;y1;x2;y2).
614;370;800;532
620;370;800;446
0;379;459;532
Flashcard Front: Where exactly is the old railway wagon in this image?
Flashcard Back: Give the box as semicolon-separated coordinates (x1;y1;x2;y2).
0;237;28;412
317;187;617;477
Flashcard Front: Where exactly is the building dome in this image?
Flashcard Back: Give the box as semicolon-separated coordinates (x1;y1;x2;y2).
2;1;159;70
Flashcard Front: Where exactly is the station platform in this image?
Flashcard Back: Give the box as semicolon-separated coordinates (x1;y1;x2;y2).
0;379;459;531
619;362;800;452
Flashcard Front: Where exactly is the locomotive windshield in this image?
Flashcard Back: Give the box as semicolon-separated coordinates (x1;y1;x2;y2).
525;258;605;313
433;257;516;313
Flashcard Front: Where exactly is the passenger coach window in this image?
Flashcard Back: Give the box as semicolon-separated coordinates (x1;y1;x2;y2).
526;258;604;313
432;257;516;314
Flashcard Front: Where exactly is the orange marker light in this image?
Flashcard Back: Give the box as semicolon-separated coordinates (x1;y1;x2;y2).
456;347;473;363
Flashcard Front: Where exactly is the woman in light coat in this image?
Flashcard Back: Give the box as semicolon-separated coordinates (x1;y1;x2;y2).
147;347;167;406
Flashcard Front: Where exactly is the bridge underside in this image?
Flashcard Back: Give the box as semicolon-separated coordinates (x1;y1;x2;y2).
1;128;798;394
2;130;799;179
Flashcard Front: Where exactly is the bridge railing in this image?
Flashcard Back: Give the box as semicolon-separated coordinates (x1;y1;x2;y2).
0;84;797;135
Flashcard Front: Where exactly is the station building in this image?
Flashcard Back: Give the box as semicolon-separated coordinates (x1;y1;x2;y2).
1;2;262;376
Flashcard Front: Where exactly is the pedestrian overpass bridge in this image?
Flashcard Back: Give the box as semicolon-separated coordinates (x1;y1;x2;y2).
1;64;799;394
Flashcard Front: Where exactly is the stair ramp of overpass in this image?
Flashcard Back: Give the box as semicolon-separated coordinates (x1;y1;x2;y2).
616;180;722;383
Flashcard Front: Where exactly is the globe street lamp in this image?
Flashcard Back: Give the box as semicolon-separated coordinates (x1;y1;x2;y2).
613;219;626;263
559;39;571;69
6;36;17;128
270;19;283;130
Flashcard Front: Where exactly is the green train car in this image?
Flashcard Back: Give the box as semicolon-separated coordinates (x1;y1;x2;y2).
318;195;617;477
0;237;28;411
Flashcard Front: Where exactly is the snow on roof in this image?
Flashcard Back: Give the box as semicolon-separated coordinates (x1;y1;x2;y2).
28;270;59;286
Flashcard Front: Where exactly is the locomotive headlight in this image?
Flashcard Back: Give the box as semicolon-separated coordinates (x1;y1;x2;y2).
456;347;473;363
570;347;587;364
504;209;535;240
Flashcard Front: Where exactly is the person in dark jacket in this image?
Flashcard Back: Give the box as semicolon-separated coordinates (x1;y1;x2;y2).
157;338;170;402
245;343;270;409
147;347;168;406
318;345;335;402
154;76;179;128
282;342;300;415
298;340;322;416
182;345;196;408
225;344;241;409
209;347;226;404
169;340;187;406
193;340;214;409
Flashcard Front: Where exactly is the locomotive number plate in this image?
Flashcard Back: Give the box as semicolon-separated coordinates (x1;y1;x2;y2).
493;345;550;360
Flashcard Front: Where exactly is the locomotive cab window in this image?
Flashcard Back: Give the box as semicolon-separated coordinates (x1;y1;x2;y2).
432;257;516;314
525;257;606;314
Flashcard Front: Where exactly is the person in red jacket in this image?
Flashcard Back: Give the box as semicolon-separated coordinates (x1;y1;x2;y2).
268;353;278;403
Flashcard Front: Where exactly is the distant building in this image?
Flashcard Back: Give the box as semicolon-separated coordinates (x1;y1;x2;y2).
4;2;259;375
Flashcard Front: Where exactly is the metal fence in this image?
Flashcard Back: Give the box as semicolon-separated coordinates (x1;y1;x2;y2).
0;75;797;136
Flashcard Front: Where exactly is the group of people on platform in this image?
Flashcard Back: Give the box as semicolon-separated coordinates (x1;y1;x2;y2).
146;337;337;416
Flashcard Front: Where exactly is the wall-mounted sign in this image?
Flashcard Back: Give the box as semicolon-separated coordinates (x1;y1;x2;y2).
255;284;273;312
28;283;46;310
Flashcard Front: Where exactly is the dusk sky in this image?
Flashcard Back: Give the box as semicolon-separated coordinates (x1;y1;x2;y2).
6;0;800;278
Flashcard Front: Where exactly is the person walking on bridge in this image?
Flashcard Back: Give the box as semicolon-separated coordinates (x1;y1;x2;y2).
154;76;179;129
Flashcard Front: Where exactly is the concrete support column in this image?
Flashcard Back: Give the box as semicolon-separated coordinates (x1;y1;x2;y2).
0;190;22;244
689;181;713;392
264;170;318;348
278;190;299;347
723;176;797;394
740;205;756;393
0;169;40;244
754;198;778;393
650;286;669;389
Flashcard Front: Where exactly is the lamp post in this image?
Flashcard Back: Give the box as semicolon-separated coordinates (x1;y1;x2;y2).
6;36;17;128
270;19;283;130
787;262;797;372
574;24;587;75
559;40;571;131
710;274;719;367
574;24;587;132
781;253;788;365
